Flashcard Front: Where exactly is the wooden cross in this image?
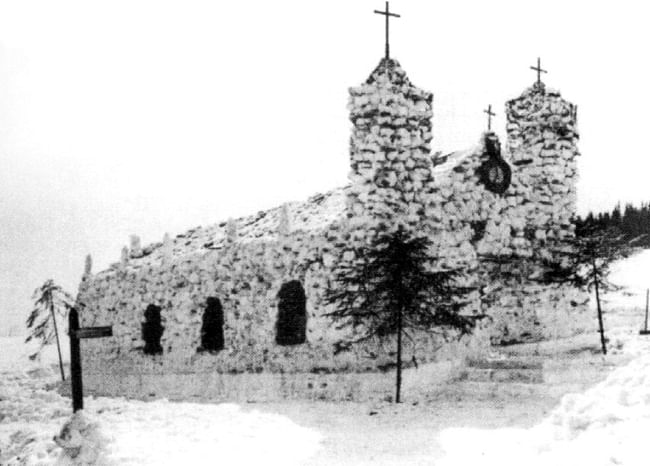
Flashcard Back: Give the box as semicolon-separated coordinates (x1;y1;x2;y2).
68;307;113;412
530;57;548;86
374;2;400;59
484;104;496;131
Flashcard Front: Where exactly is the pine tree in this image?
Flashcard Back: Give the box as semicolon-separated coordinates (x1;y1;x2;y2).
541;227;631;354
325;226;476;402
26;280;75;380
611;203;622;226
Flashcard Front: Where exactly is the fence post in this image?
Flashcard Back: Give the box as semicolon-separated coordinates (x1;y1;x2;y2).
645;288;650;332
69;307;83;412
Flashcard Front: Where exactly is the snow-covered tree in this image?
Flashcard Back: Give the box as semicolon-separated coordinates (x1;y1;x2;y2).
325;226;476;402
26;279;75;380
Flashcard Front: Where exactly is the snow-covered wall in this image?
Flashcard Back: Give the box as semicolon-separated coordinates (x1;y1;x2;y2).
77;214;479;377
346;57;435;235
77;57;589;401
506;82;579;243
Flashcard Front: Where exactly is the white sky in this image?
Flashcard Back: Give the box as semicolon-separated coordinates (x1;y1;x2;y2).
1;0;649;332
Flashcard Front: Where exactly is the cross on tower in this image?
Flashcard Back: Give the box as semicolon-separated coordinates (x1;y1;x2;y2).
374;2;400;59
530;57;548;86
484;105;496;131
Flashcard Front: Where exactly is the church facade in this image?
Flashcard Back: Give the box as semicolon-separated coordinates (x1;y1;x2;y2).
76;53;589;401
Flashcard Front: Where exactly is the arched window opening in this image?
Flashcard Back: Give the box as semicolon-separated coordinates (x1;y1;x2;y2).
199;297;224;353
276;280;307;346
142;304;164;355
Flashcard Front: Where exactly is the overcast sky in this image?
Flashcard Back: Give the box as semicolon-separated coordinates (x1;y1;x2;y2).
1;0;649;333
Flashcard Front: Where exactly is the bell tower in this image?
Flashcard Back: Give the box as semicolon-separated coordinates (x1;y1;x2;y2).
506;59;579;246
346;3;434;234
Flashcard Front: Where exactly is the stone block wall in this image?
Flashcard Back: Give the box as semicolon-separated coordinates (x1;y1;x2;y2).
506;83;579;245
79;359;464;403
429;133;517;263
424;130;589;344
347;58;435;236
78;201;482;400
76;61;589;401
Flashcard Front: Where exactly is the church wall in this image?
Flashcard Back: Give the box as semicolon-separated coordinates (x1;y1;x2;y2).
484;84;588;343
76;60;591;401
77;358;463;402
506;84;579;243
417;84;589;345
346;58;436;238
77;222;483;400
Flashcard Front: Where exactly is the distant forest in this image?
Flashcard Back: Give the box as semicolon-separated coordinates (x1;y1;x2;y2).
575;201;650;247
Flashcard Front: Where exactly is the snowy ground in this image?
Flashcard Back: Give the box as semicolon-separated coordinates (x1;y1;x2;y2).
2;250;650;465
0;340;321;465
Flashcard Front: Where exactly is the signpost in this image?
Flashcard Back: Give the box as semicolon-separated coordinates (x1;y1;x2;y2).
641;289;650;336
68;307;113;412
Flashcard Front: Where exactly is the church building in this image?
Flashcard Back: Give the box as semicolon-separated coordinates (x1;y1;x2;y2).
76;4;589;401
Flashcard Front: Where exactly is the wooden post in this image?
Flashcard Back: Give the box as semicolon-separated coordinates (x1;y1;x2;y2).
69;307;83;412
592;256;607;355
641;289;650;335
50;301;65;381
67;309;112;413
395;300;403;404
645;289;649;331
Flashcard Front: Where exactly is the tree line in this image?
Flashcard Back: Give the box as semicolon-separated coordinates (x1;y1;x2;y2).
576;201;650;247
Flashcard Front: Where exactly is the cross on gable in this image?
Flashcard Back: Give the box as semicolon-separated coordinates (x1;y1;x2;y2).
530;57;548;86
484;105;496;131
374;2;400;59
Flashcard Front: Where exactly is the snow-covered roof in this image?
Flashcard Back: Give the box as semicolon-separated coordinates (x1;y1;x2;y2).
109;142;487;272
431;145;480;176
117;187;348;269
220;187;348;244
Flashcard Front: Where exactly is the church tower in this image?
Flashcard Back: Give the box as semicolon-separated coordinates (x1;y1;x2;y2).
346;3;434;236
506;60;579;247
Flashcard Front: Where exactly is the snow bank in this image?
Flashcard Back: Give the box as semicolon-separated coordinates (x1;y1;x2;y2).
439;248;650;466
95;399;321;466
3;389;322;466
54;412;109;465
1;334;321;465
607;249;650;310
439;343;650;466
50;401;323;466
0;370;70;464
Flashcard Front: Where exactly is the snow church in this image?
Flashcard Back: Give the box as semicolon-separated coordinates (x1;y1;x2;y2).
77;5;589;400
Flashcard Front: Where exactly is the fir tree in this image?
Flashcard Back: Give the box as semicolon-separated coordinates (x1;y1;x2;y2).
541;227;632;354
26;280;75;380
325;226;476;402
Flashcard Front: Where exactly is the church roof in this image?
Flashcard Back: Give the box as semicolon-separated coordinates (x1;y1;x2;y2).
104;142;488;275
109;187;349;271
431;146;480;176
